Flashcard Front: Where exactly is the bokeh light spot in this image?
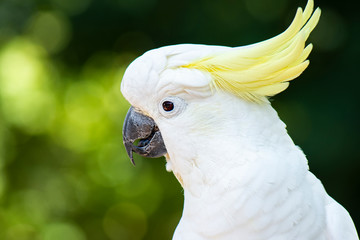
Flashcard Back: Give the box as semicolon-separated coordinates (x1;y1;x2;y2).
309;8;347;51
56;81;108;152
9;190;51;225
42;222;86;240
6;223;36;240
0;38;57;134
26;11;71;54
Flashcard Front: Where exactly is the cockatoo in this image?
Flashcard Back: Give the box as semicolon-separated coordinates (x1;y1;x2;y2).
121;0;358;239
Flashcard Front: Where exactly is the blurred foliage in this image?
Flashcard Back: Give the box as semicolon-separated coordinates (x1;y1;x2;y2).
0;0;359;239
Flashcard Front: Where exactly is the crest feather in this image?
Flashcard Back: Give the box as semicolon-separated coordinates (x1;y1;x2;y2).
181;0;321;102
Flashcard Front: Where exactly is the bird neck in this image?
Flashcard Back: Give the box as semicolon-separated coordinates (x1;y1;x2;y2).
165;94;296;193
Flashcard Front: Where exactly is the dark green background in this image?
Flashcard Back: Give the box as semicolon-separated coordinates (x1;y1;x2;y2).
0;0;359;239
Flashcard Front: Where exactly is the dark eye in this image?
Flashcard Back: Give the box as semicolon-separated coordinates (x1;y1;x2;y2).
162;101;174;111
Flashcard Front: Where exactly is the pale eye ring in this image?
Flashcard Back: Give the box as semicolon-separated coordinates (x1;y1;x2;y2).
162;101;174;111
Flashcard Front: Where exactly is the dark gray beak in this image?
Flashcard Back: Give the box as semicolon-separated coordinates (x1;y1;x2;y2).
122;107;167;165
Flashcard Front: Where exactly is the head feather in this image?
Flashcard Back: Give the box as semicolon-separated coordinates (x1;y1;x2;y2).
181;0;321;102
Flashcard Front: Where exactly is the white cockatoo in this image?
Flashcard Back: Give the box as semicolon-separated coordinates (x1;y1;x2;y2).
121;0;358;239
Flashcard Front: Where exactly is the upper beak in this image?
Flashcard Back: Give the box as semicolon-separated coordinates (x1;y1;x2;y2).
122;107;167;165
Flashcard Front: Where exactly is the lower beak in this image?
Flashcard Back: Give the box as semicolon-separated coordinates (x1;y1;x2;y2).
122;107;167;165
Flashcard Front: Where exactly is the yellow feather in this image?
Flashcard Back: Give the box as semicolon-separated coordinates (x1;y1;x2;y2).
254;82;290;96
181;0;321;102
297;44;313;64
303;0;314;24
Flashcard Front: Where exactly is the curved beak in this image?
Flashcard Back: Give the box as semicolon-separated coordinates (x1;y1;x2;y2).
122;107;167;165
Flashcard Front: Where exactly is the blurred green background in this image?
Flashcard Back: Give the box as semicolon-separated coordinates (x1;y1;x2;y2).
0;0;359;239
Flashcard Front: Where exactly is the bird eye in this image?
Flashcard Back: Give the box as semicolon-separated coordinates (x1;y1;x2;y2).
159;96;186;118
162;101;174;111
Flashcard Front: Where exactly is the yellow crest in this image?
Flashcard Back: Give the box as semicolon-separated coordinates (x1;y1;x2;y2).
181;0;321;102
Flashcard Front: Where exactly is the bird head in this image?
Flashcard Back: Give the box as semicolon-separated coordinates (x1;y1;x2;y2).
121;0;320;178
